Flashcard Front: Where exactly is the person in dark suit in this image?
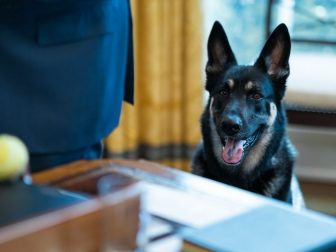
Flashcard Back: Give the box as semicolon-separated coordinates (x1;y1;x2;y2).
0;0;134;172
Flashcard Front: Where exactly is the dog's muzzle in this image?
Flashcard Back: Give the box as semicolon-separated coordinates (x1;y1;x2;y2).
221;128;261;165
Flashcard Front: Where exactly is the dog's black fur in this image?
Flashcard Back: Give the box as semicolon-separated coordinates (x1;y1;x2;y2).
192;22;300;204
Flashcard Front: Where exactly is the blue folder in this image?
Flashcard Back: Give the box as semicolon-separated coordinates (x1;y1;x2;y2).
181;205;336;252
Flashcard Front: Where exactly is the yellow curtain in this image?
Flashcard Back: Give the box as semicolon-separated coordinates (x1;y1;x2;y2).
105;0;203;171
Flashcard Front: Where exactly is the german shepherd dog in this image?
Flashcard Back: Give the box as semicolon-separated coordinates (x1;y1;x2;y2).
192;22;304;207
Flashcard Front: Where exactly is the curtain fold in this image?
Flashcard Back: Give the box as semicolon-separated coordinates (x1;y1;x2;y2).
105;0;203;171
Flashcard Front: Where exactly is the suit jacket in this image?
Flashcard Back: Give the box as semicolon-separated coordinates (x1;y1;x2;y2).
0;0;134;153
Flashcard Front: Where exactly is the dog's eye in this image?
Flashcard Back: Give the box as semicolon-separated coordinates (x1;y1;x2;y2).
219;89;229;96
252;93;263;100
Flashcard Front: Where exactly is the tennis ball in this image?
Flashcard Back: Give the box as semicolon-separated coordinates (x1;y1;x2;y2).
0;134;29;182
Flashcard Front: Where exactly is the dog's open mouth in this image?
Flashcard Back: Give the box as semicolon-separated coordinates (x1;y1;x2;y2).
222;131;259;165
222;138;245;164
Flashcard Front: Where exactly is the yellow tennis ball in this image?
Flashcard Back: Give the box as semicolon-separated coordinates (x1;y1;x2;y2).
0;134;29;182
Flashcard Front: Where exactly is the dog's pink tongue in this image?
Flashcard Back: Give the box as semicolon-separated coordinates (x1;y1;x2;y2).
222;138;245;164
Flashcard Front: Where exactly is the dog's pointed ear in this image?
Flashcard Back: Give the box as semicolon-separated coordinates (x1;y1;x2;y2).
254;24;291;85
206;21;237;75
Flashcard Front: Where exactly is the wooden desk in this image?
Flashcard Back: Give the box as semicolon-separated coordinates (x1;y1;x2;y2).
32;159;267;227
1;159;336;251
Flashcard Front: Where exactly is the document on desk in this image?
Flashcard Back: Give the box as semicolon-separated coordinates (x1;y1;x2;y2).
180;205;336;252
141;182;264;228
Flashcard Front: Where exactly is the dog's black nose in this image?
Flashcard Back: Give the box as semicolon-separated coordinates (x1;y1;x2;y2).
221;115;242;136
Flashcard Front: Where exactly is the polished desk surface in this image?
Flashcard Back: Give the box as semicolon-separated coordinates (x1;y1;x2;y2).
32;159;267;227
1;159;336;251
32;158;267;251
